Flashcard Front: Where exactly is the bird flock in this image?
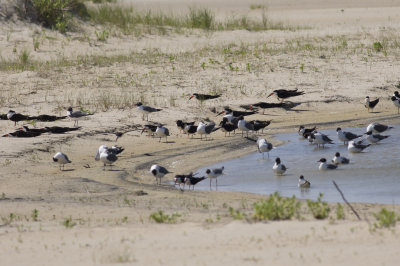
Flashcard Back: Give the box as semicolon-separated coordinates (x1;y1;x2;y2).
2;88;399;192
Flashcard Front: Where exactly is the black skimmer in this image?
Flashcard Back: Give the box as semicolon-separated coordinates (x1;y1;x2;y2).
219;118;237;137
237;116;254;137
183;124;197;138
298;175;311;188
0;113;7;120
364;131;389;143
189;93;221;101
366;123;393;134
135;102;162;121
257;138;274;158
298;125;317;138
155;124;170;142
174;174;188;189
318;158;338;171
141;124;157;136
348;140;370;153
310;132;333;148
176;120;195;133
7;110;30;126
394;91;400;98
332;152;350;165
196;121;218;140
273;157;287;175
391;96;400;114
2;128;42;138
100;148;118;170
67;107;92;126
150;164;171;185
252;101;301;114
206;166;224;190
29;114;67;122
217;107;256;118
267;89;304;102
364;96;379;112
185;175;207;190
251;120;271;134
20;126;48;134
114;132;124;141
336;128;362;145
44;126;81;134
239;104;257;111
53;152;71;171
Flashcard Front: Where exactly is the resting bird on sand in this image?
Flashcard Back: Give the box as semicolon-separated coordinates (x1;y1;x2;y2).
267;89;305;102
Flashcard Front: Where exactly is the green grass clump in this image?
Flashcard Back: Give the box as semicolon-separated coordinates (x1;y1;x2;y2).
149;211;181;224
229;207;245;220
253;192;300;221
307;193;330;220
31;209;39;221
373;208;398;229
188;8;214;29
336;203;345;220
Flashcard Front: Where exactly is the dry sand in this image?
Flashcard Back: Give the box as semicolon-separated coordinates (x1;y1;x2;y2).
1;0;400;265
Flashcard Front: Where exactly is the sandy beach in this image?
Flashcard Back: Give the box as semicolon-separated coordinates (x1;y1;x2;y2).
1;0;400;265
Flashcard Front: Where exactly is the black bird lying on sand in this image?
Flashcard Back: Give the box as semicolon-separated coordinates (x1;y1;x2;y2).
267;89;305;102
251;101;302;114
217;107;256;117
189;93;221;101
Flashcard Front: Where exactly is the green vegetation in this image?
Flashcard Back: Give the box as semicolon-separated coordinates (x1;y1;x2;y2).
149;211;181;224
307;193;330;220
253;192;300;221
336;203;345;220
63;216;76;228
373;208;398;229
229;207;245;220
31;209;39;221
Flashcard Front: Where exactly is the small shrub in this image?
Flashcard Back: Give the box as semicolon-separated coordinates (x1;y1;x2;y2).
188;8;214;30
63;216;76;228
18;49;30;65
253;192;300;221
373;208;397;229
95;29;109;42
373;42;383;52
31;209;39;221
336;203;345;220
149;211;181;224
229;207;245;220
307;193;330;220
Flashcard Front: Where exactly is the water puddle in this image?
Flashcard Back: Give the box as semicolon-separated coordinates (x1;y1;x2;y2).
195;125;400;204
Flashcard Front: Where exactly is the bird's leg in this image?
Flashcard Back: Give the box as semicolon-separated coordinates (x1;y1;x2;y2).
210;179;212;190
216;179;218;191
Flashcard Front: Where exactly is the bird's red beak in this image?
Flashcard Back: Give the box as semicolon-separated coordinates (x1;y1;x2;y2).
216;110;225;116
189;96;194;100
141;128;145;135
267;92;274;98
249;106;253;110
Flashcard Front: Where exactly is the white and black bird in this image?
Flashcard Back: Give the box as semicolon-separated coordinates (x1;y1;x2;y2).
348;140;370;153
298;125;316;138
7;110;30;126
237;116;254;137
155;124;170;142
67;107;92;126
99;148;118;170
141;124;158;137
391;96;400;114
364;96;379;112
366;123;393;134
336;128;362;145
273;157;287;175
184;175;207;190
257;138;274;159
95;145;124;161
196;121;218;140
206;166;224;190
298;175;311;188
310;132;334;148
318;158;338;171
150;164;171;185
135;102;162;121
53;152;71;171
364;131;389;144
332;152;350;165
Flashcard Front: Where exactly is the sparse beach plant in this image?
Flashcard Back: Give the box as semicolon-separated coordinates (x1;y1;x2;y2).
18;49;30;65
31;209;39;221
253;192;300;221
373;208;397;229
149;211;181;223
307;193;330;220
63;216;76;228
336;203;345;220
373;41;383;52
229;207;245;220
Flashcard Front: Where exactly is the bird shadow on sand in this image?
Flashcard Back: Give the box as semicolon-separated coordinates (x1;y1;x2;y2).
61;169;75;172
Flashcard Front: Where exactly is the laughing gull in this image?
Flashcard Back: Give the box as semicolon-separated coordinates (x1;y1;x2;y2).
67;107;92;126
7;110;30;126
237;116;254;137
150;164;171;185
366;123;393;134
310;131;334;148
206;166;224;190
185;175;207;190
189;93;221;101
196;121;218;140
267;88;304;102
100;148;118;170
53;152;71;171
298;175;311;188
155;124;170;142
336;128;362;145
298;125;317;138
318;158;338;171
348;140;370;153
95;145;124;161
273;157;287;175
135;102;162;121
391;96;400;114
364;131;389;143
364;96;379;112
257;138;274;159
332;152;350;165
